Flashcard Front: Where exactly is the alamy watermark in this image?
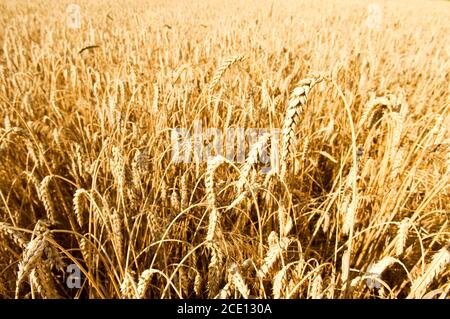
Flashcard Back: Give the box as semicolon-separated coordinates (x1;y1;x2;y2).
171;121;280;174
66;4;81;30
365;262;382;289
365;3;382;30
66;263;82;289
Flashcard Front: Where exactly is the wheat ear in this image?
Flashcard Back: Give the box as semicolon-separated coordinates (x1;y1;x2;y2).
16;236;46;298
342;197;358;236
0;222;27;248
215;282;232;299
15;220;60;298
39;175;57;223
180;173;188;210
273;264;290;299
30;265;59;298
152;82;159;113
209;55;246;96
111;210;124;263
310;273;323;299
341;249;351;287
368;256;397;276
205;156;225;242
120;270;137;299
280;74;325;179
73;188;88;227
236;132;271;193
208;243;224;298
364;256;399;290
395;218;410;256
257;232;290;279
359;94;400;130
229;263;250;299
407;246;450;298
137;269;158;298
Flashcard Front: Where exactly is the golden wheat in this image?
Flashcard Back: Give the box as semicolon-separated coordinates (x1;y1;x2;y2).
0;0;448;300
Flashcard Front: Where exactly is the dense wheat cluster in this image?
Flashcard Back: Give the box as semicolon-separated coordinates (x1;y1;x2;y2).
0;0;449;299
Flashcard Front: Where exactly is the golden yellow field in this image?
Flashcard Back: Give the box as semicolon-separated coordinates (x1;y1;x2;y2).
0;0;449;299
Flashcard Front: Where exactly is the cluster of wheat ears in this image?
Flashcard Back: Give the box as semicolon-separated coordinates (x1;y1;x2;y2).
0;0;449;299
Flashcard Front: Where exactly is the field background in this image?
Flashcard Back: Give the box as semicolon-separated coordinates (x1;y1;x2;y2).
0;0;449;299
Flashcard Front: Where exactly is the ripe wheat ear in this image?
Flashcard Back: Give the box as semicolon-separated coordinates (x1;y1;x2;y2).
280;74;326;180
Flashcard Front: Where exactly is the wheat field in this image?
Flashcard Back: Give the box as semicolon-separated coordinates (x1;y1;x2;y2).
0;0;449;299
